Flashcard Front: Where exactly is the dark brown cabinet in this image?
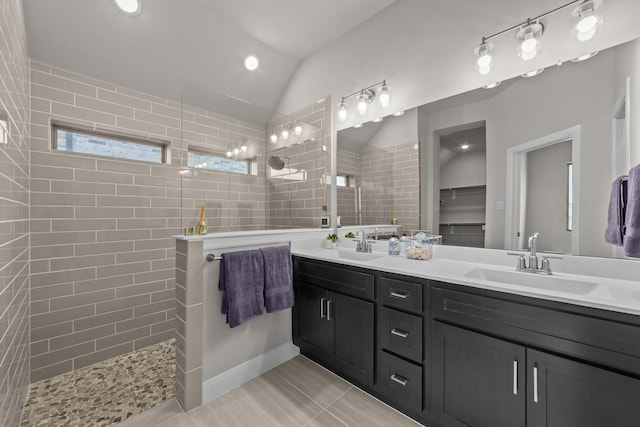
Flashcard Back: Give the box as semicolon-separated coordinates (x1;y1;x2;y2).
293;261;375;385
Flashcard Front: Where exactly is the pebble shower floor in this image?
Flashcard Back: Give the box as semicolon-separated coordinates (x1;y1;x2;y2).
20;339;175;426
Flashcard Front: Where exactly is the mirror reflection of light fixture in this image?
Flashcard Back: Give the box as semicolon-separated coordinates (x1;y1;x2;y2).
270;131;278;144
227;139;250;158
393;110;405;116
571;51;598;62
572;0;603;42
294;122;303;136
281;125;290;140
336;80;391;122
483;81;502;89
473;0;604;75
517;20;544;61
372;117;383;123
474;39;494;75
353;123;363;128
521;68;544;78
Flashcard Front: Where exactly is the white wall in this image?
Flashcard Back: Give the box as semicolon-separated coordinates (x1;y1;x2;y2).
614;38;640;167
367;109;418;149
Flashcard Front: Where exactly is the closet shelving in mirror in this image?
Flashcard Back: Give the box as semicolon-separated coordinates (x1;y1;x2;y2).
439;185;486;248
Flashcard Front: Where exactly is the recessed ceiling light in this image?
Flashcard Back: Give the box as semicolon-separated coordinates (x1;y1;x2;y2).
571;51;599;62
113;0;141;15
244;54;259;71
392;111;405;116
372;117;383;123
521;68;544;78
461;144;470;150
483;81;502;89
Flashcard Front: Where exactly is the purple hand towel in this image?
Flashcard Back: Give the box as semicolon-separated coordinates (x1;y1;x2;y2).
605;176;628;246
260;246;294;312
219;249;265;328
624;165;640;258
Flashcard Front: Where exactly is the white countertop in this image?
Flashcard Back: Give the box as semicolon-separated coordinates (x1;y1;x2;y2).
292;245;640;317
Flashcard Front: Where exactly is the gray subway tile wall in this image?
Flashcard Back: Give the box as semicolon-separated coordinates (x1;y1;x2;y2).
28;61;271;382
0;0;32;424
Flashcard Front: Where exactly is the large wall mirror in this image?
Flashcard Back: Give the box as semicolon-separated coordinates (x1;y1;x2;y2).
337;37;639;258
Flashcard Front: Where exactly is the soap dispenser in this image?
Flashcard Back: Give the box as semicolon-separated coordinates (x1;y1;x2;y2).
388;233;399;255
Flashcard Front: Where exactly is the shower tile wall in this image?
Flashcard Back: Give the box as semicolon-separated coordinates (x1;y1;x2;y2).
265;100;330;229
338;142;420;233
0;0;31;425
28;62;265;382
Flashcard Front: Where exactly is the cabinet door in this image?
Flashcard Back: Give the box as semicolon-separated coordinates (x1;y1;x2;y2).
295;283;327;357
327;291;374;385
432;322;526;427
527;349;640;427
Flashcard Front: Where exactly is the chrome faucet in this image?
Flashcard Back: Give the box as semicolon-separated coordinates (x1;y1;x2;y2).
508;232;562;275
355;228;373;253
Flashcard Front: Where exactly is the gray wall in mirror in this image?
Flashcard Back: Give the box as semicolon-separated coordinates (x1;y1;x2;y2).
337;37;640;258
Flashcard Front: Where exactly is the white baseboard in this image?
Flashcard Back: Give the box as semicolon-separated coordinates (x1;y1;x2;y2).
201;342;299;405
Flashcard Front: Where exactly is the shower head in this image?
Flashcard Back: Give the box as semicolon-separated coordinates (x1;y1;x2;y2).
268;155;287;170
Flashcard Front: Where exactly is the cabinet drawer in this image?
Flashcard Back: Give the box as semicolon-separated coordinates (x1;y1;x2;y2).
377;276;423;314
294;257;374;300
378;350;422;412
379;306;422;363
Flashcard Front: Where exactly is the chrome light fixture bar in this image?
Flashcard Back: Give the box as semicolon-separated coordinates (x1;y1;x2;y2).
336;80;391;122
474;0;604;76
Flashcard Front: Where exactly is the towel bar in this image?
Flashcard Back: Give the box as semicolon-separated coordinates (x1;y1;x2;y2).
206;254;222;262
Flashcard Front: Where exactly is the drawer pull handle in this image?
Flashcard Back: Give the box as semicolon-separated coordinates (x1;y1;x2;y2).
320;298;326;318
391;329;409;339
513;359;518;395
390;291;409;299
390;374;408;386
533;364;539;403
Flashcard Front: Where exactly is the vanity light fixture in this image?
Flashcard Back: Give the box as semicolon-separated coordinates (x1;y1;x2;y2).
473;0;604;75
482;81;502;89
294;122;303;136
114;0;141;15
244;54;259;71
521;68;544;78
461;144;470;150
270;131;278;144
281;125;290;141
336;80;391;122
226;140;249;158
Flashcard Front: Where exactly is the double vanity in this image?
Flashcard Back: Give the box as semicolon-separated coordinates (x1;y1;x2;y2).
291;244;640;427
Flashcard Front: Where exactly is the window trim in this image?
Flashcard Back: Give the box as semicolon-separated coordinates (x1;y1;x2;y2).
52;122;170;164
187;146;252;175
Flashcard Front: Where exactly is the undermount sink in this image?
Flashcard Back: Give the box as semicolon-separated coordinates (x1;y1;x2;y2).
335;249;384;262
464;268;599;295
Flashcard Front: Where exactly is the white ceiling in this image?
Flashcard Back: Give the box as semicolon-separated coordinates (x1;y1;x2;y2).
21;0;396;125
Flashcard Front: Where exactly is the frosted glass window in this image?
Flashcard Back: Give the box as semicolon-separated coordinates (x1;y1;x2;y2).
188;149;249;175
336;175;349;187
54;125;165;163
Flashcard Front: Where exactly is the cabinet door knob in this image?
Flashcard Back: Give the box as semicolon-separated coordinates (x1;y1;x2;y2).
533;364;539;403
513;359;518;395
391;328;409;339
327;300;332;321
320;297;326;319
390;374;408;386
390;291;409;299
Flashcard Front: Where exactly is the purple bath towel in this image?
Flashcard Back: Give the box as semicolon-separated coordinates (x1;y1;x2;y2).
219;249;265;328
624;165;640;258
260;246;294;312
605;176;628;246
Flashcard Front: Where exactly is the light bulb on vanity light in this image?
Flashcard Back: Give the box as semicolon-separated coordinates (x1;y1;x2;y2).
294;123;303;136
281;126;289;140
517;21;543;61
357;91;369;115
378;82;390;108
573;0;603;42
474;40;494;75
270;131;278;144
337;100;348;121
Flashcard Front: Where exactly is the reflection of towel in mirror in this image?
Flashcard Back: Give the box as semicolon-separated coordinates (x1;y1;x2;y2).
219;250;265;328
624;165;640;258
605;176;628;246
261;246;294;312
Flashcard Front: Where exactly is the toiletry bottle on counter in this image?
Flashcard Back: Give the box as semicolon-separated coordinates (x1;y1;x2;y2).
388;234;399;255
399;233;409;256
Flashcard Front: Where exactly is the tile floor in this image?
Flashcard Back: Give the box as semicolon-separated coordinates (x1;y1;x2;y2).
131;355;425;427
20;339;175;426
